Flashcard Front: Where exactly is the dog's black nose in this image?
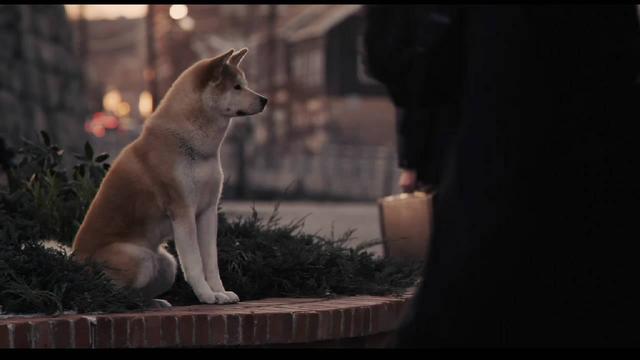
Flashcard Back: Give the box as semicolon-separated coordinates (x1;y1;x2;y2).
260;97;268;107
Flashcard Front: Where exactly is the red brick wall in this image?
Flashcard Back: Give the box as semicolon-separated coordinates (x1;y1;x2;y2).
0;292;414;348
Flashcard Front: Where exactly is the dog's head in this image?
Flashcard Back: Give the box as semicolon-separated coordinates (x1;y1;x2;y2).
197;48;268;118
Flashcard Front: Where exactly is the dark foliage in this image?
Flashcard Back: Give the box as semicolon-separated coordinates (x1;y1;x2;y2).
0;132;421;315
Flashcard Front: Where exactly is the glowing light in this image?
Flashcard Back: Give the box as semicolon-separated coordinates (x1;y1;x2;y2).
64;5;148;21
84;118;95;133
93;126;106;138
169;5;188;20
86;112;121;137
116;102;131;118
103;89;122;113
88;117;106;138
139;91;153;119
178;16;195;31
102;115;120;130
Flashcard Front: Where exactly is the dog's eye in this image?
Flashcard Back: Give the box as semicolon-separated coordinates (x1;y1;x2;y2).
234;85;242;90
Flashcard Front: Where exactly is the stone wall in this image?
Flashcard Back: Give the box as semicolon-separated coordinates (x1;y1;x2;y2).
0;5;88;153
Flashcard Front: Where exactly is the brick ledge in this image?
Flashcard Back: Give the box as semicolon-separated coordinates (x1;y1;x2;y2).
0;289;415;348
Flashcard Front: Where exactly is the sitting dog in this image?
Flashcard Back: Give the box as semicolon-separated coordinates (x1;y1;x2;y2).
71;48;267;306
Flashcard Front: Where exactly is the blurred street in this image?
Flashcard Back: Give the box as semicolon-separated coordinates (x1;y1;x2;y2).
222;201;385;257
1;4;397;258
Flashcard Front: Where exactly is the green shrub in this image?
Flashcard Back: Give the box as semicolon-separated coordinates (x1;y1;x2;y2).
3;131;110;247
0;132;146;314
0;132;422;315
162;208;422;305
0;237;147;314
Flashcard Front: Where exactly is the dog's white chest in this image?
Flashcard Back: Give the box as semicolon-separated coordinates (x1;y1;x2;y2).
194;159;222;188
187;158;223;211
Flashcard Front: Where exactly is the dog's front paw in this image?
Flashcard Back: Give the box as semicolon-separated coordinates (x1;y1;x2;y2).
212;291;240;305
222;291;240;304
195;289;220;304
195;290;239;304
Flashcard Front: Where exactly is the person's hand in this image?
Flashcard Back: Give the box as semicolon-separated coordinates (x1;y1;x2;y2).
399;169;418;193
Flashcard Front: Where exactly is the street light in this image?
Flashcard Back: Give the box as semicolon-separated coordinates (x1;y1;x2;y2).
102;89;122;113
138;90;153;119
178;16;195;32
169;5;188;20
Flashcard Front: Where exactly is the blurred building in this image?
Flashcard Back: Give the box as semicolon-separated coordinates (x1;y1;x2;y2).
63;5;400;200
65;12;147;156
148;5;395;153
82;17;146;123
0;5;88;152
238;5;399;199
278;5;393;151
150;5;197;101
240;5;395;155
152;5;398;199
149;5;303;102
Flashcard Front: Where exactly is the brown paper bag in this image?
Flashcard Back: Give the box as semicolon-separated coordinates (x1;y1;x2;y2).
378;191;433;261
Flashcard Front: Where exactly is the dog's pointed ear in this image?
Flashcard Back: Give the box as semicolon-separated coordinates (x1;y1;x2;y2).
219;48;235;64
208;48;234;78
196;49;234;89
229;48;248;67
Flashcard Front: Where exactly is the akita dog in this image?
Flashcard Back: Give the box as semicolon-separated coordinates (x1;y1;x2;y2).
71;48;267;306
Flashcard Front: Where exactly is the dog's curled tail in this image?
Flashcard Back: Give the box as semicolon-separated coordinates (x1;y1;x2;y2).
41;239;73;256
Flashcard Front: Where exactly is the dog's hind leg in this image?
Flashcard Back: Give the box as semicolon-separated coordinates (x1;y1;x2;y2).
138;245;177;302
91;243;177;305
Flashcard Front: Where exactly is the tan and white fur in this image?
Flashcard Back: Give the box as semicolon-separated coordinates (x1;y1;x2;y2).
71;48;267;306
